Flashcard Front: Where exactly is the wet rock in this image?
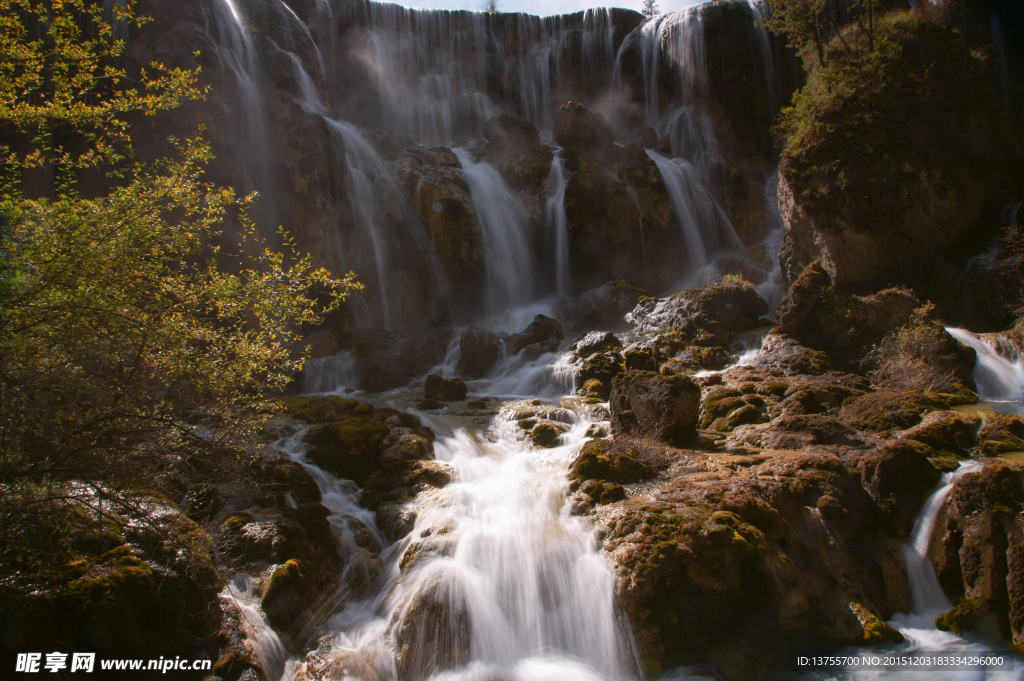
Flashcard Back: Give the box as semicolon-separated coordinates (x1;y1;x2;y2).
526;420;570;448
267;459;322;503
393;572;471;681
506;314;564;354
977;412;1024;456
381;431;435;465
595;448;909;671
624;348;657;372
555;282;646;334
628;281;769;339
457;327;503;377
568;437;669;484
353;327;456;392
846;440;942;535
576;352;624;396
261;559;310;633
424;374;468;402
554;101;614;166
376;503;418;543
900;411;982;457
573;331;623;359
360;460;454;511
483;114;553;192
279;394;361;423
609;370;701;445
752;333;832;376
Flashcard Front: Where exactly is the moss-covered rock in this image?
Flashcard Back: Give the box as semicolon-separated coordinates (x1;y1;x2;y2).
303;417;389;482
851;603;905;645
901;411;982;457
424;374;468;402
610;370;701;445
840;391;930;432
568;438;668;484
279;394;360;423
935;598;982;635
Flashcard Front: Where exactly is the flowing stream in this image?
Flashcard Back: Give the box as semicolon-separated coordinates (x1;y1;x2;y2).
946;327;1024;413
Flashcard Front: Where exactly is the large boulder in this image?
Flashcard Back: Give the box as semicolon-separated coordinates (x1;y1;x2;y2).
353;328;456;392
609;370;701;445
628;280;770;339
505;314;564;354
483;114;553;192
456;327;503;377
555;282;645;333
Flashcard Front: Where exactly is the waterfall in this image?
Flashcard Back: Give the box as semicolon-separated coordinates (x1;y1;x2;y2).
755;170;787;317
220;576;300;681
903;461;982;615
208;0;276;223
945;327;1024;407
646;149;742;274
545;152;571;297
454;149;537;312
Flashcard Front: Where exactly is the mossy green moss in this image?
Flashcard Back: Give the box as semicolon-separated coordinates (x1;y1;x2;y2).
278;395;361;423
935;598;981;635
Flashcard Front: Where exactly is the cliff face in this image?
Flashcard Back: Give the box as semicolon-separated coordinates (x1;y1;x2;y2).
776;13;1022;312
110;0;796;333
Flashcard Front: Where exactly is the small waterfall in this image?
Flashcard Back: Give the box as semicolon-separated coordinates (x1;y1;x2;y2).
454;149;537;312
945;327;1024;407
221;577;299;681
545;152;571;297
288;52;328;114
903;461;982;615
646;149;742;273
303;351;359;394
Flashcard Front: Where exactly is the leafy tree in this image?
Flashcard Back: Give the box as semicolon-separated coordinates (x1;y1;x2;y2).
764;0;832;64
0;0;359;574
641;0;660;20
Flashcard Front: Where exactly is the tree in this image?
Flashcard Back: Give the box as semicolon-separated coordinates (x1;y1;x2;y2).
641;0;659;20
481;0;500;14
0;0;359;575
765;0;831;64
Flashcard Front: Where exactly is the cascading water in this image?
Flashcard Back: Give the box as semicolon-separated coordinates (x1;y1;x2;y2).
646;149;742;281
330;1;617;143
545;152;571;298
275;346;635;681
454;149;537;311
945;327;1024;412
903;461;982;615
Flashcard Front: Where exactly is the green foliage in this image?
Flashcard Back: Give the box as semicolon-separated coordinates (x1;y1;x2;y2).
775;11;993;233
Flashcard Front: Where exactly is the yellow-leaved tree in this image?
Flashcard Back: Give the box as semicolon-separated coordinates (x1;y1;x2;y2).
0;0;359;582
